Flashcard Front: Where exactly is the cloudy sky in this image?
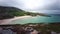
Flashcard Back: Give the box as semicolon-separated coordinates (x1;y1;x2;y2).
0;0;60;14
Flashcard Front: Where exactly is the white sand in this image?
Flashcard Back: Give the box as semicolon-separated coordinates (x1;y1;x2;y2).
0;16;32;25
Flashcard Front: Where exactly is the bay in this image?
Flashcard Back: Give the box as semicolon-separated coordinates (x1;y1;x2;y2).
11;15;60;24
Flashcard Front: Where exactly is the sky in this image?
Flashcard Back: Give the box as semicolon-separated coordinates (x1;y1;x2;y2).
0;0;60;14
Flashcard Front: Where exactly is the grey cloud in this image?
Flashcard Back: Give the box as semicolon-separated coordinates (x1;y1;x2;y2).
0;0;23;8
35;1;60;10
0;0;60;10
0;0;60;14
38;10;60;14
45;2;60;10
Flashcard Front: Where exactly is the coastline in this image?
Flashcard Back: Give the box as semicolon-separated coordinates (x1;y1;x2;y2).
13;16;32;20
0;16;32;25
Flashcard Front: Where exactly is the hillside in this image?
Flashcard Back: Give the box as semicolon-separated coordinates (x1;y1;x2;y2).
0;6;25;19
0;6;50;20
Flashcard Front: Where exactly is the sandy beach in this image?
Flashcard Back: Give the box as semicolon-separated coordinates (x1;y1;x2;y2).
0;16;32;25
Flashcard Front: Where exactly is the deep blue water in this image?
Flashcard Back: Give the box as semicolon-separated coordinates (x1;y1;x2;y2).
11;15;60;24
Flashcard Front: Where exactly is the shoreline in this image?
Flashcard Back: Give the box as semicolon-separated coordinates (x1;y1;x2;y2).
13;16;32;20
0;16;32;25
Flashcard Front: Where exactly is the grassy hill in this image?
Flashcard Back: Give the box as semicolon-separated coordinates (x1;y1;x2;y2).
0;6;50;20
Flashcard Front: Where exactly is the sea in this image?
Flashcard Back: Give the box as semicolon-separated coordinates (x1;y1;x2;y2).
11;14;60;24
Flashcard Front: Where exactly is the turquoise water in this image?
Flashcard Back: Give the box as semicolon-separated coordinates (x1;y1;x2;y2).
11;15;60;24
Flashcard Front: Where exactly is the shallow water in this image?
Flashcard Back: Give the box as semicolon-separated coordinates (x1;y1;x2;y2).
11;15;60;24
